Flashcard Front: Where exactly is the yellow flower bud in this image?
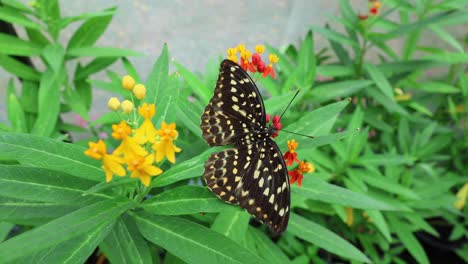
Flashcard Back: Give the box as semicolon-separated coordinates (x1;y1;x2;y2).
121;100;134;114
133;84;146;100
122;75;135;91
107;97;121;111
255;45;265;54
269;54;279;64
236;44;246;53
227;47;237;56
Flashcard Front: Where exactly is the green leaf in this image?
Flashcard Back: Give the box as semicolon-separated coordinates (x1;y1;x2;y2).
277;100;349;146
155;74;179;126
429;25;464;52
377;60;444;75
0;55;41;81
247;227;290;264
316;65;354;77
364;64;395;101
67;46;143;57
414;81;460;93
295;31;315;88
141;185;231;215
288;213;370;263
152;148;217;187
312;80;372;103
0;222;13;242
0;197;134;262
174;60;211;104
133;212;265;264
67;7;116;49
0;132;103;181
292;177;396;210
0;6;42;29
266;44;293;76
0;197;79;226
99;217;152;264
20;220;115;264
75;57;118;80
388;215;429;264
365;210;391;242
354;154;415;166
424;52;468;64
0;165;109;204
312;26;359;48
211;210;250;243
1;0;32;13
31;67;64;136
366;88;408;116
146;43;169;106
299;131;353;150
42;44;65;73
0;33;42;56
6;81;27;132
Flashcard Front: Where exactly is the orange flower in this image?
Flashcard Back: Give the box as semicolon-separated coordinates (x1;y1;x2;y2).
85;139;126;182
112;121;147;156
284;139;300;166
289;161;315;186
126;154;162;186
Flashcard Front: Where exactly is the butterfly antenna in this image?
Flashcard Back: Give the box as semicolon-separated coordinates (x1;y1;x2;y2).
280;129;316;139
279;89;301;121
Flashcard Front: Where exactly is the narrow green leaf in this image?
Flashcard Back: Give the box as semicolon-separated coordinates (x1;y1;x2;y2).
174;60;211;104
354;154;415;166
312;80;372;103
42;44;65;73
7;82;27;132
424;52;468;64
0;55;41;81
100;217;152;264
0;6;42;29
414;81;460;93
152;148;217;187
377;60;444;75
265;44;293;76
429;25;464;52
67;7;116;49
312;26;359;48
0;197;134;262
0;165;109;204
141;185;231;215
366;88;408;116
388;216;429;264
364;64;395;101
0;197;79;226
277;100;349;146
1;0;32;13
0;132;103;181
316;65;354;77
289;213;370;263
212;210;250;243
247;227;290;264
299;131;353;150
292;177;396;210
67;46;143;57
133;212;265;264
20;220;115;264
155;74;178;126
295;31;315;88
146;43;169;106
0;33;42;56
0;222;13;242
75;57;118;80
365;210;391;242
31;67;64;136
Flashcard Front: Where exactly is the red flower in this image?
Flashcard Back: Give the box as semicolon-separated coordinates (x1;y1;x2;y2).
283;139;299;166
358;14;368;20
288;170;304;186
370;6;378;15
263;65;276;79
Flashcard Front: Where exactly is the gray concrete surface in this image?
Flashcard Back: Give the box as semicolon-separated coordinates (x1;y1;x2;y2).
1;0;348;124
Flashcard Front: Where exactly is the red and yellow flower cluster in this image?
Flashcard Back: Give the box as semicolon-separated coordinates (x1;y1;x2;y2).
358;0;381;20
283;139;315;186
85;75;181;186
227;44;279;78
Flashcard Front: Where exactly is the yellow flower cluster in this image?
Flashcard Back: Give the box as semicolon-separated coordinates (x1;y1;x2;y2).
85;75;181;186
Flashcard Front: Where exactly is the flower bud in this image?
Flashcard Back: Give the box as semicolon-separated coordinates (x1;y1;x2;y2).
121;100;134;114
107;97;121;111
122;75;135;90
133;84;146;100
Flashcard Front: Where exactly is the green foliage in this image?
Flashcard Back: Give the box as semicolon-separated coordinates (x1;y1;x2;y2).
0;0;467;263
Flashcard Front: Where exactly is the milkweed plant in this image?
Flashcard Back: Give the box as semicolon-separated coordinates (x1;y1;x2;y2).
0;0;467;263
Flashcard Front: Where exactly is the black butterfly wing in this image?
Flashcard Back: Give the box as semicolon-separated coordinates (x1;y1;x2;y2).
235;138;290;233
201;60;266;146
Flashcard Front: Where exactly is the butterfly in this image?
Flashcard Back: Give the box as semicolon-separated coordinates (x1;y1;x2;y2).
200;59;290;233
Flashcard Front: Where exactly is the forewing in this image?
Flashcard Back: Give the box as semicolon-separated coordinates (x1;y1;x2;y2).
235;139;290;233
200;59;266;146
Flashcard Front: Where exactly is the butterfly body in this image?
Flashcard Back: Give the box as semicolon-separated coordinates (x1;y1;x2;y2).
200;60;290;233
